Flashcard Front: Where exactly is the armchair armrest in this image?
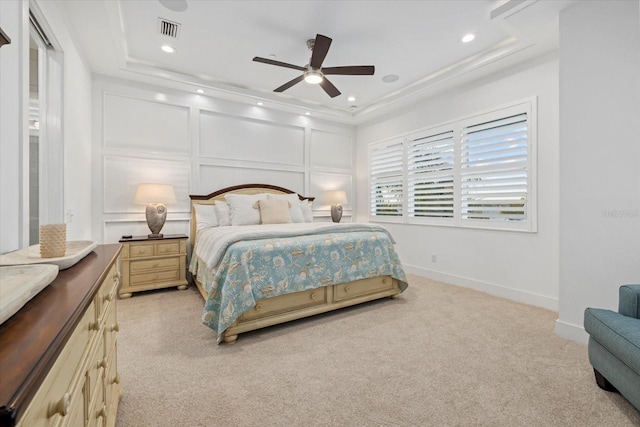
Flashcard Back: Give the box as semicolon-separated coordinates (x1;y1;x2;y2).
619;284;640;319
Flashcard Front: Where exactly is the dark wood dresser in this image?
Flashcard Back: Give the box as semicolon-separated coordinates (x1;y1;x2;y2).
0;244;121;427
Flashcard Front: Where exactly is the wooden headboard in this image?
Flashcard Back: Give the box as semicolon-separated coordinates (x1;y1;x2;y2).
189;184;314;249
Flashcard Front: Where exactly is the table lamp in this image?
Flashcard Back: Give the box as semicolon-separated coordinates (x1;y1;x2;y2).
134;183;176;238
324;190;348;223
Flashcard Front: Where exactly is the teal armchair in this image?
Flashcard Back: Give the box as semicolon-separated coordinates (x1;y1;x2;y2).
584;284;640;411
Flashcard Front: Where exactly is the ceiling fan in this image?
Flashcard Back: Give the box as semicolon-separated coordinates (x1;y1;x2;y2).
252;34;375;98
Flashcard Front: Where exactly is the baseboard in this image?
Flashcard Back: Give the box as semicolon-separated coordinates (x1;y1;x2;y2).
555;319;589;345
403;264;559;312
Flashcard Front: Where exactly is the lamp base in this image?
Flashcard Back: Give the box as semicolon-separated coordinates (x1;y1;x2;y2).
145;204;167;237
331;204;343;223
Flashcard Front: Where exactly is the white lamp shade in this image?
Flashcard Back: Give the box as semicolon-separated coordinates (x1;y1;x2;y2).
324;190;348;206
134;184;176;205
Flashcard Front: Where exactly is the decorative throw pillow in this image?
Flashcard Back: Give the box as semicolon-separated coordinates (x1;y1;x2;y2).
267;193;304;223
193;204;218;230
225;193;268;225
214;201;231;226
301;199;313;222
258;199;292;224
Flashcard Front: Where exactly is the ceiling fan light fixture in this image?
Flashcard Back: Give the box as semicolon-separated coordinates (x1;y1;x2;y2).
304;70;323;84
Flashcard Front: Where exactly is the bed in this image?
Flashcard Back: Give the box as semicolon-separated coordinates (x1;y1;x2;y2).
189;184;408;343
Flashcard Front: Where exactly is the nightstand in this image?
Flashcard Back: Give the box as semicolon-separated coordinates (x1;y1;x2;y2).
118;234;188;298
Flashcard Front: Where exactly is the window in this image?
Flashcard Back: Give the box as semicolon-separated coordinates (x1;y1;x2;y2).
407;127;455;221
369;138;403;219
369;100;536;232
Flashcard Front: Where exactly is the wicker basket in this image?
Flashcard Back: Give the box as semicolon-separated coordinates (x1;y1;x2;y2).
40;224;67;258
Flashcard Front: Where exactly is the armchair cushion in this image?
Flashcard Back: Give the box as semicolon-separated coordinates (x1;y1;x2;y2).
584;308;640;377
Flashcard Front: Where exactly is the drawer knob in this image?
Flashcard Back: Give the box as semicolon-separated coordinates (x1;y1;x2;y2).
89;321;100;331
105;293;113;302
344;285;350;293
383;278;389;284
310;292;317;300
110;322;120;332
49;393;70;417
97;358;107;369
153;263;159;268
255;304;262;311
113;373;121;385
96;406;107;419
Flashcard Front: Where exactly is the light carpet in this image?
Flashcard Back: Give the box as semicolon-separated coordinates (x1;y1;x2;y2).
115;274;640;426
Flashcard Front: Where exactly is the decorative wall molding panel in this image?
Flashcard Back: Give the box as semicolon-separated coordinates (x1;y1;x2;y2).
93;76;355;243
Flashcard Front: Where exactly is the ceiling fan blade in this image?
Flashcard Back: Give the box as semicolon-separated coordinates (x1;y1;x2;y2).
319;77;341;98
274;75;305;92
309;34;332;69
253;57;306;72
322;65;375;76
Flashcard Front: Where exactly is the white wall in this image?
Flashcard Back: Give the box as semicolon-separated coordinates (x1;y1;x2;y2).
92;76;356;244
356;55;560;311
0;0;92;253
556;0;640;342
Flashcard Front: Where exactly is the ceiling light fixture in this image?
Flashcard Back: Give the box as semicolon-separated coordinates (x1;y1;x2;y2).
461;33;476;43
196;89;204;94
303;70;323;85
382;74;399;83
161;44;175;53
347;96;356;102
305;112;311;116
257;102;264;106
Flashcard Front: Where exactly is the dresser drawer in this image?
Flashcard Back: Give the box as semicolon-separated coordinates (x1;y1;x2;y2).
130;256;180;273
85;334;105;421
17;302;98;427
241;287;327;321
130;269;180;286
334;276;396;302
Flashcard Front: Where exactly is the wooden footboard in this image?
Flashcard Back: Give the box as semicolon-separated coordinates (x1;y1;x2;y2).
193;275;401;343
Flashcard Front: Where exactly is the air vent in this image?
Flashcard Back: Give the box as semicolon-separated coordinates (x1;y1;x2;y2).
158;18;180;38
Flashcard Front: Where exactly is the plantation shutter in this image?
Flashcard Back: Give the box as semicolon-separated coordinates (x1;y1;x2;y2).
407;130;455;219
370;140;404;217
460;112;528;222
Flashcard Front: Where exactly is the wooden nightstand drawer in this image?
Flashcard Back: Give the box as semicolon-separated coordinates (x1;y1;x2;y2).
128;243;154;258
130;257;180;273
156;241;181;256
130;269;180;286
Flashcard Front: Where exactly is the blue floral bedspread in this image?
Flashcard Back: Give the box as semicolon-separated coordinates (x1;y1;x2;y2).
189;227;408;342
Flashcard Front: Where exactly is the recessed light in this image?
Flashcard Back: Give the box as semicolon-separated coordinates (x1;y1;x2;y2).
461;33;476;43
305;112;311;116
347;96;356;102
161;45;175;53
382;74;399;83
257;102;264;106
196;89;204;94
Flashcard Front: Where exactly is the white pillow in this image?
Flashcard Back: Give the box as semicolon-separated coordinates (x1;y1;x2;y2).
225;193;268;226
214;201;231;226
267;193;304;223
193;204;218;230
258;199;292;224
301;199;313;222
